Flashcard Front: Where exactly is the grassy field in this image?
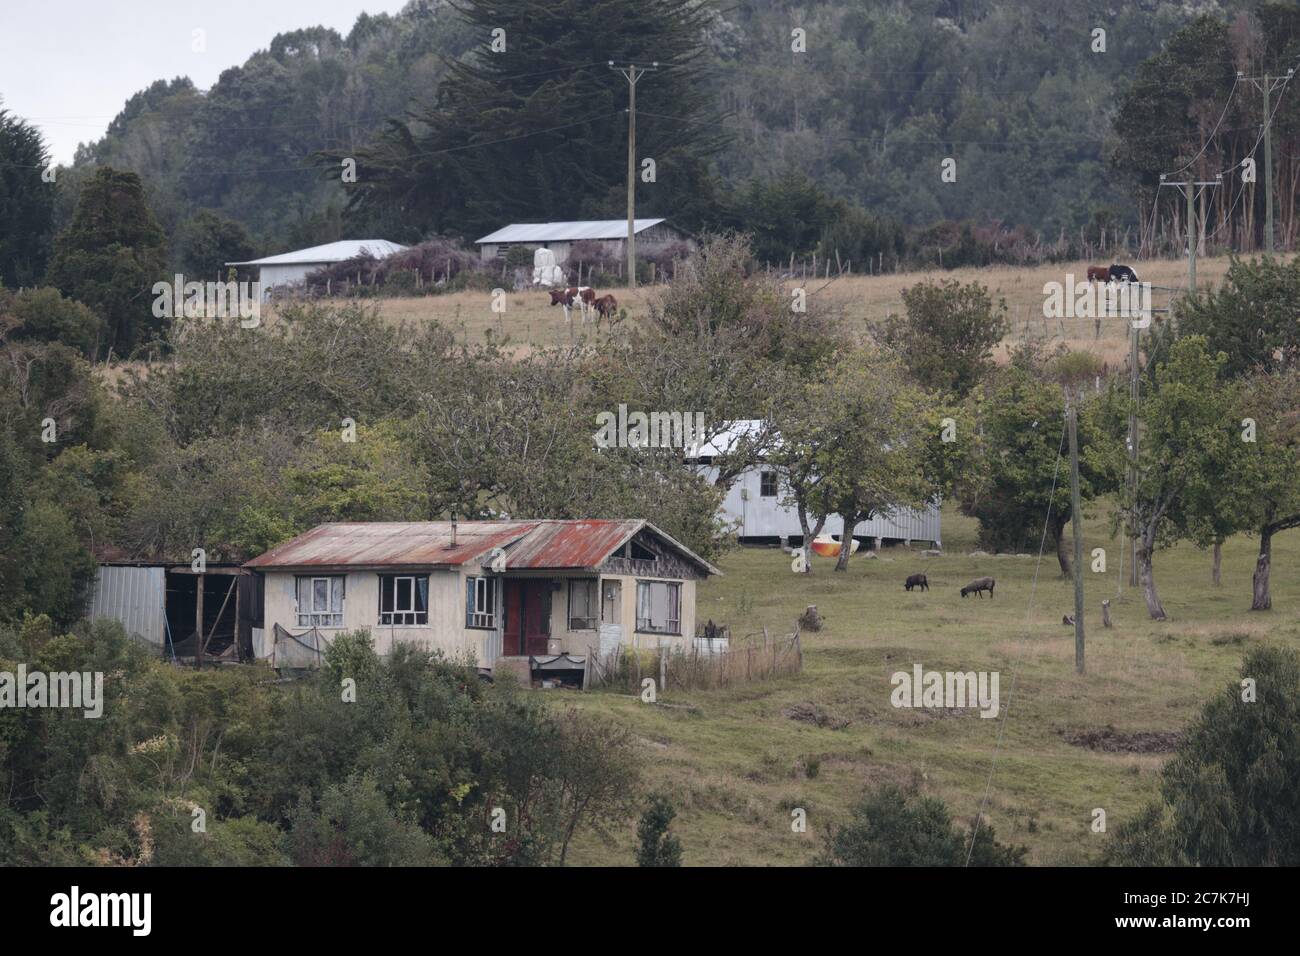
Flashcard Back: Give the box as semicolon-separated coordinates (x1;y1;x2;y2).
306;254;1264;366
560;502;1300;866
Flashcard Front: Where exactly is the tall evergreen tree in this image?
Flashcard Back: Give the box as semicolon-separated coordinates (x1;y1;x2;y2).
47;167;168;358
0;106;56;287
337;0;729;239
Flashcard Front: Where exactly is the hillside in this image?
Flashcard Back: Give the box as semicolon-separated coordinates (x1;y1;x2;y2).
64;0;1264;257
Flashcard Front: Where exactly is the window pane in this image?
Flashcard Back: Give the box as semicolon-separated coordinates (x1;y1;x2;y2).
415;577;428;613
396;577;412;611
380;577;394;613
314;579;328;612
331;577;344;613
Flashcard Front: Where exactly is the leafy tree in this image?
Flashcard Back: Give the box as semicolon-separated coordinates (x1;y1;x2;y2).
821;782;1025;867
0;106;56;287
172;210;257;279
1231;369;1300;610
1101;337;1238;620
1177;256;1300;378
0;286;105;358
876;278;1008;398
784;351;938;572
965;358;1112;573
1105;646;1300;866
636;793;683;867
46;167;168;358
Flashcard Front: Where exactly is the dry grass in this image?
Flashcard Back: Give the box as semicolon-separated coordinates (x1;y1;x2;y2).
275;254;1277;365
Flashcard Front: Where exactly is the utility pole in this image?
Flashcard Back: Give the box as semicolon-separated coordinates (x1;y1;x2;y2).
1127;323;1139;588
609;61;656;290
1159;175;1221;292
1244;70;1293;253
1067;393;1086;674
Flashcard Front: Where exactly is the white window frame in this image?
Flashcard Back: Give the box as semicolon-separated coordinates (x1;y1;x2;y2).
467;576;497;629
379;574;428;626
297;575;345;628
568;579;598;630
635;580;681;636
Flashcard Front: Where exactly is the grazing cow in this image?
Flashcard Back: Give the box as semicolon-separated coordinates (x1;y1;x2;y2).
1086;266;1110;283
576;286;596;319
548;287;576;322
593;294;618;321
960;577;995;599
905;573;929;592
1108;263;1139;284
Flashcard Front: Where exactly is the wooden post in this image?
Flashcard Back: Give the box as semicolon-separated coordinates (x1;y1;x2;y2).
1067;395;1086;673
195;574;204;670
234;576;242;661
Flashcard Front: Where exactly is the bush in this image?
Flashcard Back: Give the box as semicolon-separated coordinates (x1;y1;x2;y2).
636;793;683;866
820;783;1026;866
1105;646;1300;866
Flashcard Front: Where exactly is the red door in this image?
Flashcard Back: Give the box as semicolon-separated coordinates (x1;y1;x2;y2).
503;580;549;656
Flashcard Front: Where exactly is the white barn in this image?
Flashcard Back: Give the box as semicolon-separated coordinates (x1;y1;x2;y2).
227;239;407;295
692;421;942;548
475;219;691;265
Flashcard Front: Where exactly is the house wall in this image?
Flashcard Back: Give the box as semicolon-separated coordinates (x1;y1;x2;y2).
550;574;696;656
258;565;697;667
702;465;942;546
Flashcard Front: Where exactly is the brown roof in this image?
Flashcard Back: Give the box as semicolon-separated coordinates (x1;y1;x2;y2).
243;519;718;575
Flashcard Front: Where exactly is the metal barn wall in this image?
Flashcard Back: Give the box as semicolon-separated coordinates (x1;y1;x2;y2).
87;566;167;649
705;466;943;546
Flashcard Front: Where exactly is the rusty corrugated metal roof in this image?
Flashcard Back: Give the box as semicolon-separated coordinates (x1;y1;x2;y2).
499;519;643;569
243;521;538;570
243;519;719;575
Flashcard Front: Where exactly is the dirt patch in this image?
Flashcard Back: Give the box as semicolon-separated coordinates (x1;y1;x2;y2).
1060;725;1182;753
782;701;850;730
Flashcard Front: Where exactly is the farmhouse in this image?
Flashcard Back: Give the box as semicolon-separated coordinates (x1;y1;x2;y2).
475;219;691;264
691;420;943;549
242;519;718;671
226;239;407;295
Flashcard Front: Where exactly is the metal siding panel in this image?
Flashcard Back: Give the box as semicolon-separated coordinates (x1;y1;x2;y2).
89;566;165;647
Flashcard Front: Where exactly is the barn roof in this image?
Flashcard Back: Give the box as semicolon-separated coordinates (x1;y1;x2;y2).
226;240;407;267
475;219;668;244
243;519;718;575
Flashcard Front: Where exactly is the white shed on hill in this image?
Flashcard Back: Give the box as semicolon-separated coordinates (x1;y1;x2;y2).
226;239;407;294
476;219;690;264
692;420;942;548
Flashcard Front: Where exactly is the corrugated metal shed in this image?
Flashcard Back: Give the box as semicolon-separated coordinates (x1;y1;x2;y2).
87;565;166;647
226;239;407;267
243;519;719;575
476;220;667;244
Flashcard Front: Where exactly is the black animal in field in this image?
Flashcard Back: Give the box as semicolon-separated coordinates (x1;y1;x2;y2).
1108;263;1139;284
960;577;995;599
905;573;928;592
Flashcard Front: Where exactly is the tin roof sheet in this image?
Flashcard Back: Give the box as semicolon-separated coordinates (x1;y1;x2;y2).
475;219;667;244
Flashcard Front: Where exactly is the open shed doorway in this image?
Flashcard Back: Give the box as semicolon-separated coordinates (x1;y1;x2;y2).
164;569;255;665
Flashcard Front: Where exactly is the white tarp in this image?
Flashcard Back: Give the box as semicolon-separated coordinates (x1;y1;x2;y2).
532;248;565;287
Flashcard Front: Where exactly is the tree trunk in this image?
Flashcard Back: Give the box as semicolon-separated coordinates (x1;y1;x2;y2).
1251;527;1273;611
1137;532;1167;621
1212;538;1222;587
834;517;859;572
1053;512;1071;578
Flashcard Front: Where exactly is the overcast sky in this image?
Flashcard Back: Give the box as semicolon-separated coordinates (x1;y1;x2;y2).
0;0;410;164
